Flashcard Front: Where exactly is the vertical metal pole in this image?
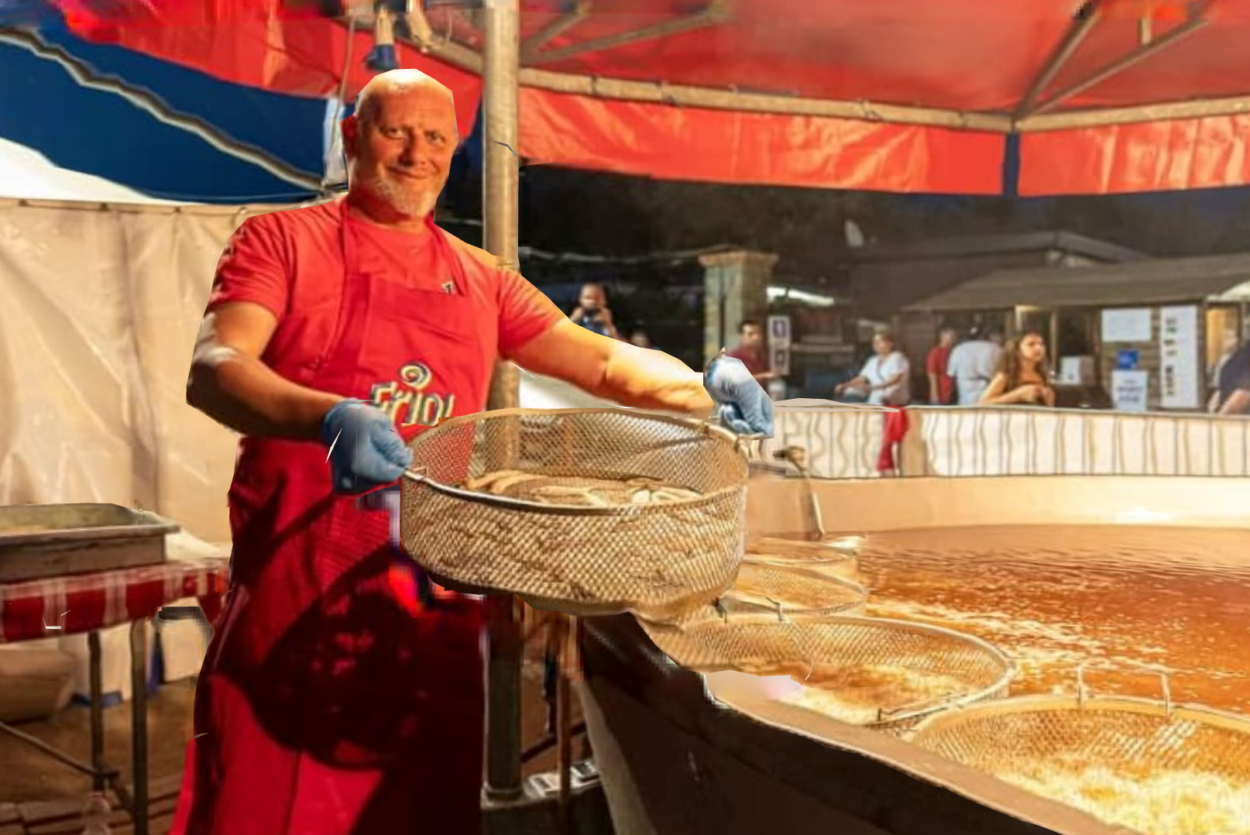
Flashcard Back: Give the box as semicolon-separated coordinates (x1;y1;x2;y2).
129;619;149;835
88;631;106;792
482;0;525;803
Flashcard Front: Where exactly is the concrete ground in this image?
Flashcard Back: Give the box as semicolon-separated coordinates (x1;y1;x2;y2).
0;659;586;835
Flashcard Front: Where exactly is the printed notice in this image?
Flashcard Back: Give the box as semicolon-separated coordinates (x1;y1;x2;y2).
1159;305;1200;409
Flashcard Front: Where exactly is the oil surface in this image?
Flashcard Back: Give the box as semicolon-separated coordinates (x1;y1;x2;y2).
846;525;1250;714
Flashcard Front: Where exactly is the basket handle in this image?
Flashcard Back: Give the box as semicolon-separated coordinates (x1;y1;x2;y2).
1076;660;1173;716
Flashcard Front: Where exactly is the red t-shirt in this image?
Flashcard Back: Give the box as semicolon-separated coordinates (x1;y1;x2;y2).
926;345;954;405
725;346;767;376
207;202;565;363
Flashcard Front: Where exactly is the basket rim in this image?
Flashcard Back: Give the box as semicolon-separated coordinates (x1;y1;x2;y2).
404;407;749;514
909;692;1250;739
727;563;868;610
673;614;1016;724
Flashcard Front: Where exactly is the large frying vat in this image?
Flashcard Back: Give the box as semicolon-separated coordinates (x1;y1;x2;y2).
580;474;1250;835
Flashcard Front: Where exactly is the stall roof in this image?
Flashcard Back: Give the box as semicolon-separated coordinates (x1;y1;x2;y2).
847;231;1149;265
904;253;1250;312
40;0;1250;196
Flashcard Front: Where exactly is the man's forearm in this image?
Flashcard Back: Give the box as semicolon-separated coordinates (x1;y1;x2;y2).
593;341;714;418
187;355;344;440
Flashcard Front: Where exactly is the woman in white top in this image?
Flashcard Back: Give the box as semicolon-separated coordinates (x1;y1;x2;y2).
836;331;911;406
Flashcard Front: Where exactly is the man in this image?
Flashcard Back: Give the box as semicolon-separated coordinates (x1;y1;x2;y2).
1210;338;1250;415
175;70;770;835
947;326;1003;406
835;330;910;407
926;326;956;405
726;319;777;385
568;281;619;339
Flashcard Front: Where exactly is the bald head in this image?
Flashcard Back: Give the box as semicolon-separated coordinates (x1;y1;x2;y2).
343;70;459;224
355;70;456;134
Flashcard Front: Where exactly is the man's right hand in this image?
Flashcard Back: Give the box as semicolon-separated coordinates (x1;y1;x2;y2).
319;399;413;495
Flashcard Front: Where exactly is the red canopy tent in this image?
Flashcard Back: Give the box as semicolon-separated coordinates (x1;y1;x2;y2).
52;0;1250;196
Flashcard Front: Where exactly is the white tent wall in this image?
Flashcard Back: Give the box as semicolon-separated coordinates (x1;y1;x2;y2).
0;198;256;705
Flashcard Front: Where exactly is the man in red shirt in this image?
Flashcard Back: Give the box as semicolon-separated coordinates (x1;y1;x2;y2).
175;69;771;835
926;326;957;405
726;319;776;384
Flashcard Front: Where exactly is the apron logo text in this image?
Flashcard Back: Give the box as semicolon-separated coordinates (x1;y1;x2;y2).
370;362;457;428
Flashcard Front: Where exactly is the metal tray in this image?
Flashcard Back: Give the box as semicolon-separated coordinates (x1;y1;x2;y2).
0;504;180;582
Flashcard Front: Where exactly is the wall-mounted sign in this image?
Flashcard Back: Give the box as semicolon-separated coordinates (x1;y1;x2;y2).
771;347;791;376
1101;308;1152;343
1116;349;1140;370
768;315;792;349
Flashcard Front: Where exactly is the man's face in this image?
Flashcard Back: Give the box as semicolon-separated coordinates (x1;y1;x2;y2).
741;325;763;349
579;285;606;311
344;86;458;219
940;328;956;346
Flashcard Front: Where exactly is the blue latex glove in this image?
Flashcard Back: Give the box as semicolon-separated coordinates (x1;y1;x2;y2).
319;399;413;495
704;354;775;438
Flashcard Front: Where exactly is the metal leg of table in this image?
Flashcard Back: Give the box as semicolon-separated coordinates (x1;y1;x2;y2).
130;619;149;835
88;630;106;793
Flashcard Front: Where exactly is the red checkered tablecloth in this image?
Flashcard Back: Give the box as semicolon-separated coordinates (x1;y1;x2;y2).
0;558;229;644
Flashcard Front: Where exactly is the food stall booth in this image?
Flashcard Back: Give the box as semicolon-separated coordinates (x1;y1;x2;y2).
900;253;1250;411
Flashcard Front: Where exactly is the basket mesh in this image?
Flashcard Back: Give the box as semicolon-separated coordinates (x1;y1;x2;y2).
912;700;1250;834
745;537;860;582
644;616;1011;728
399;409;748;618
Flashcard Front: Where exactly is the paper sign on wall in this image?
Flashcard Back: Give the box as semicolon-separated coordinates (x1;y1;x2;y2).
1159;305;1200;409
1101;308;1152;343
1111;369;1149;412
768;315;792;349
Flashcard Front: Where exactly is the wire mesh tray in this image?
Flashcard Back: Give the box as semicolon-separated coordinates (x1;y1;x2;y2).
399;408;750;619
745;536;861;582
661;615;1013;730
909;664;1250;835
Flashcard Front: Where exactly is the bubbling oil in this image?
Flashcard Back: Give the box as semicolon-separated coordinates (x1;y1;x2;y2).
847;525;1250;712
838;524;1250;835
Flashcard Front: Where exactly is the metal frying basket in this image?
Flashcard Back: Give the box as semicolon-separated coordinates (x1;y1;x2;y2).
745;536;861;582
399;408;749;619
644;614;1013;730
909;664;1250;834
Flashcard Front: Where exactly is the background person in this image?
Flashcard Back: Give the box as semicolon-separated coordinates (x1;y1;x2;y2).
175;68;770;835
979;331;1055;407
835;330;911;407
1211;338;1250;415
725;319;777;385
947;326;1003;405
926;326;957;405
568;280;619;339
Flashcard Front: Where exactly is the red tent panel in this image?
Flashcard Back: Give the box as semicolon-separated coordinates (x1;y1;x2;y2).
518;89;1004;194
51;0;1250;196
1020;115;1250;195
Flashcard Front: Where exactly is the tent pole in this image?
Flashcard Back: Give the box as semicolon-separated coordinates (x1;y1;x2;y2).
521;0;592;63
481;0;525;805
524;1;729;66
1013;2;1104;119
1028;6;1212;117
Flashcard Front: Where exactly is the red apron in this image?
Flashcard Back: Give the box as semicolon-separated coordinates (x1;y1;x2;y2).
172;202;494;835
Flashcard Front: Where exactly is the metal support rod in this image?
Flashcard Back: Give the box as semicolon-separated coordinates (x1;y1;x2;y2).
1013;2;1105;119
1029;7;1212;117
520;0;592;63
130;619;149;835
526;1;729;66
89;630;106;792
556;654;573;835
481;0;525;803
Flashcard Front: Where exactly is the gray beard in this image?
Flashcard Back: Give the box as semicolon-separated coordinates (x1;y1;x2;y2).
361;174;436;219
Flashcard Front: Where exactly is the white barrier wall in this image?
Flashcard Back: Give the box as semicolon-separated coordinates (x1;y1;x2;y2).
759;402;1250;480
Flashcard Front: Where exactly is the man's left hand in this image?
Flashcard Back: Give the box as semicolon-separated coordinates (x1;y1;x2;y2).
704;354;774;438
